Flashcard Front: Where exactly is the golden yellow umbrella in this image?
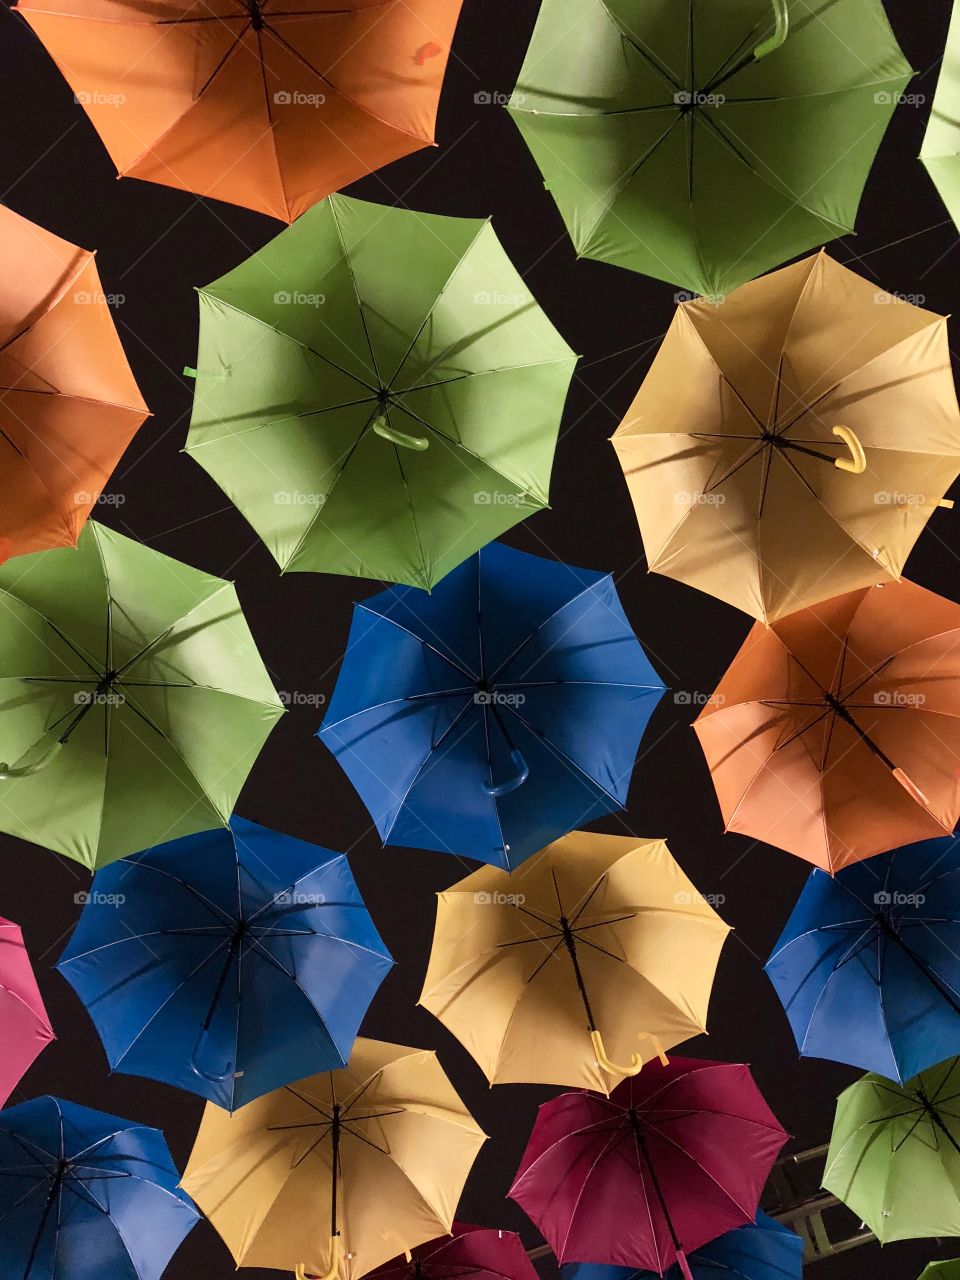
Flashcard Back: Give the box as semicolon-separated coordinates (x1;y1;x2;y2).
418;831;730;1092
611;251;960;623
180;1038;486;1280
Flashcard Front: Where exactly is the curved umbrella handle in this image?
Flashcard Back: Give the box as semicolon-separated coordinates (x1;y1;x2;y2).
638;1032;669;1067
893;767;930;808
372;415;429;452
754;0;789;58
190;1026;236;1084
0;739;63;780
482;748;529;797
296;1234;342;1280
591;1030;643;1077
832;425;867;474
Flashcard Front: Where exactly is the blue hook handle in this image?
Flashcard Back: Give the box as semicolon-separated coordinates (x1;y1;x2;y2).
482;749;529;797
190;1027;236;1083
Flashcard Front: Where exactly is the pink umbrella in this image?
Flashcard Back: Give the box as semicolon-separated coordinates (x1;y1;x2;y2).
0;917;54;1106
508;1058;788;1280
368;1223;539;1280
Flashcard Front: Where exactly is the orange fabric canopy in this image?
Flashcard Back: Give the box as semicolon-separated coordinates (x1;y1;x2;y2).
17;0;465;221
695;580;960;872
0;205;148;560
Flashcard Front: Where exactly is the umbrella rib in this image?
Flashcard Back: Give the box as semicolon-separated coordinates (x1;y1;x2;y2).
389;419;431;584
116;26;253;177
396;354;577;397
265;26;433;143
598;1;682;91
485;578;608;685
328;197;382;385
113;859;235;926
385;216;492;387
351;606;477;682
501;702;624;810
253;24;292;222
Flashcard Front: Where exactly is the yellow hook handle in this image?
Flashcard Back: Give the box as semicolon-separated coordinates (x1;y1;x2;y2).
832;425;867;474
296;1235;342;1280
591;1030;668;1077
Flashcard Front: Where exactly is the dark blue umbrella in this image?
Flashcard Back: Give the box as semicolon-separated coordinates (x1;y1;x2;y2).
57;817;393;1109
561;1212;802;1280
766;834;960;1083
0;1095;198;1280
319;542;665;868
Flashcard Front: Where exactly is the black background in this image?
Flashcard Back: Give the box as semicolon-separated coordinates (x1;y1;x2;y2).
0;1;958;1276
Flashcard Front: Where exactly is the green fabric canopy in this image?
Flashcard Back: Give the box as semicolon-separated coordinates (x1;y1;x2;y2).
508;0;912;296
921;1261;960;1279
921;2;960;228
185;194;577;589
0;523;283;869
824;1057;960;1244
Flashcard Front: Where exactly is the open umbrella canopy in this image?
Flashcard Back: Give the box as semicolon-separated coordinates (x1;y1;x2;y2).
0;1095;199;1280
824;1057;960;1242
921;1262;960;1279
612;252;960;623
561;1212;803;1280
694;580;960;872
369;1222;539;1280
508;1058;788;1280
419;831;730;1090
0;521;283;869
56;817;393;1110
765;834;960;1084
0;204;148;561
0;916;54;1107
181;1037;487;1280
185;194;577;588
16;0;464;221
507;0;911;297
319;542;665;868
921;1;960;229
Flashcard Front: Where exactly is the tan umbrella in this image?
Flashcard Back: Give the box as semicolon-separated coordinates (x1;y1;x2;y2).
418;831;730;1092
180;1038;487;1280
612;252;960;623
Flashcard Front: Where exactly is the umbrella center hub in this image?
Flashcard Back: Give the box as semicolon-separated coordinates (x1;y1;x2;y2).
246;0;265;30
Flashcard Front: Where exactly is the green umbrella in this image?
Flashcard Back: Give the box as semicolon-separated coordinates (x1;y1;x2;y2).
0;522;283;869
508;0;912;296
921;1261;960;1279
921;3;960;228
823;1057;960;1243
185;194;577;589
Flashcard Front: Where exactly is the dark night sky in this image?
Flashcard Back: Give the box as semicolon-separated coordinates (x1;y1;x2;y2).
1;1;959;1276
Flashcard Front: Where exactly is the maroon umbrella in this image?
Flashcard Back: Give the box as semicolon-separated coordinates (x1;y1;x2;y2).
368;1223;539;1280
0;916;54;1106
508;1058;788;1280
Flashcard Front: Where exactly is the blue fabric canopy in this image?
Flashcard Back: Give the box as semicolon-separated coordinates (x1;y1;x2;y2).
766;834;960;1083
319;542;665;868
561;1212;802;1280
57;817;393;1109
0;1095;197;1280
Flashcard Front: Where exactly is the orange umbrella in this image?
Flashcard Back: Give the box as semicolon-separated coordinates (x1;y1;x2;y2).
0;205;148;560
694;580;960;872
16;0;464;222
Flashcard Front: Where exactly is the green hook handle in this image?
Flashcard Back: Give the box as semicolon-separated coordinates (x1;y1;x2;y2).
0;739;63;779
755;0;788;58
372;415;429;452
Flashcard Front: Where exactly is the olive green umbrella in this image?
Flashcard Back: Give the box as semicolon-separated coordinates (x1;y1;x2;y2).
823;1057;960;1243
921;2;960;228
185;194;577;589
0;522;283;869
921;1261;960;1279
508;0;912;296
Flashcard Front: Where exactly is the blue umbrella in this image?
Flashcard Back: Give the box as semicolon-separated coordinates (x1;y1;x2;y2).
319;542;666;868
766;835;960;1083
57;817;393;1109
561;1212;802;1280
0;1095;198;1280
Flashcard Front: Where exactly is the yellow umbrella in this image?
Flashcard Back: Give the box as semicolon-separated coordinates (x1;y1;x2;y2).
418;831;730;1092
611;251;960;623
180;1038;487;1280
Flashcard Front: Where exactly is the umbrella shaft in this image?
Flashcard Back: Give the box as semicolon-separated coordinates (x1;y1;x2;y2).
330;1106;340;1239
559;919;597;1032
629;1115;683;1256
